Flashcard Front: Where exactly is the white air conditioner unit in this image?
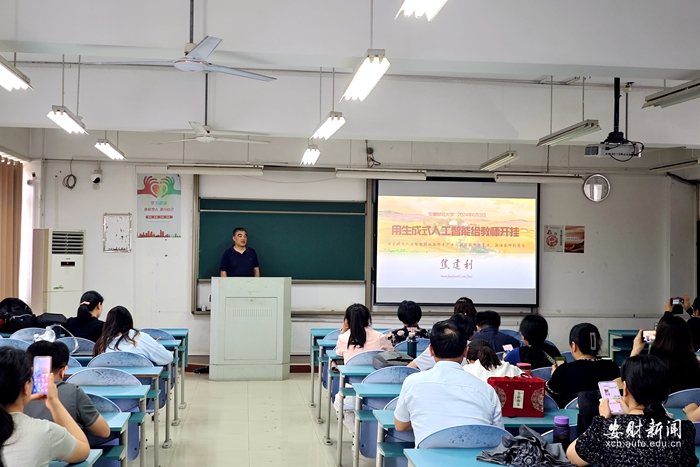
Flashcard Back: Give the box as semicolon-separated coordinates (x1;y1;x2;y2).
31;229;85;314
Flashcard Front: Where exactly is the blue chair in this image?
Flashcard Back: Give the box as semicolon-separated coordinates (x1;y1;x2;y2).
531;367;552;381
500;329;521;340
565;397;579;410
417;424;510;449
9;328;46;341
0;338;30;350
395;338;430;354
138;328;175;341
543;394;558;411
84;394;122;458
345;350;383;366
67;356;81;367
561;351;575;363
323;329;342;340
666;388;700;408
57;336;95;354
384;397;399;410
496;352;505;360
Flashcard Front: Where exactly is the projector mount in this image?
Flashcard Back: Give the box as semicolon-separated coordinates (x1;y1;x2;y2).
600;77;645;161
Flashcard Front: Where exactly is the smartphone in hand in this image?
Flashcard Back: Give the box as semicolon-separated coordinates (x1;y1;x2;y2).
555;356;566;366
642;330;656;343
502;344;513;353
598;381;624;415
32;356;52;396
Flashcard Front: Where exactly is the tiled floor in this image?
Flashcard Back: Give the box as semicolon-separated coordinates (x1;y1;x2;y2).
132;373;371;467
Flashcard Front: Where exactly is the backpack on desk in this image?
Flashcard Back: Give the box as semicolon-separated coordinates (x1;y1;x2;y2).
0;298;36;333
373;351;413;369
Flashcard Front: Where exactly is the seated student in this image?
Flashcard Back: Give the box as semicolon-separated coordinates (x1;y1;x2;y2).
334;304;393;363
394;320;504;446
454;296;477;320
631;313;700;394
386;300;430;346
685;297;700;354
471;310;520;353
567;354;698;467
24;341;110;438
504;314;561;369
93;306;173;366
408;313;474;371
547;323;620;408
464;339;522;382
64;291;105;343
0;347;90;467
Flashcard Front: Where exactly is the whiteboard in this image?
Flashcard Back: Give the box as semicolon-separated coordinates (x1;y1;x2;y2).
103;213;132;253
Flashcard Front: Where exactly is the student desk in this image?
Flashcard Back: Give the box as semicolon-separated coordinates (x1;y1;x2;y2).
161;328;189;414
103;412;130;467
156;339;181;445
49;449;103;467
351;383;403;467
80;384;154;467
316;338;339;423
0;332;10;338
608;329;644;366
310;328;338;407
333;365;377;464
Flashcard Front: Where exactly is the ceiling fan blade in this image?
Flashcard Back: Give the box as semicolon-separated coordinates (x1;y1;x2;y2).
89;60;176;67
151;138;197;145
207;129;269;136
187;36;223;61
189;121;208;136
214;137;270;144
203;64;275;82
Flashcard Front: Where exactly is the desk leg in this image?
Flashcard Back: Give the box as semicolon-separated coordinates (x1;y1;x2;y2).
316;347;325;424
353;395;361;467
375;422;384;467
139;400;146;467
336;375;346;467
179;339;187;409
324;369;334;445
163;367;173;448
310;346;317;408
172;355;181;426
154;378;160;467
120;422;128;467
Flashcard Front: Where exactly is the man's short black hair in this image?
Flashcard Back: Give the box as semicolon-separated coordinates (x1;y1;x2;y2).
430;320;468;359
475;310;501;329
449;314;476;341
27;341;70;372
397;300;422;326
232;227;247;236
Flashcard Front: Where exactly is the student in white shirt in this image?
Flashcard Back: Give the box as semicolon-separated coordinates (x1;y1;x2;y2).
0;347;90;467
463;339;522;382
93;306;173;366
409;313;474;371
394;320;504;446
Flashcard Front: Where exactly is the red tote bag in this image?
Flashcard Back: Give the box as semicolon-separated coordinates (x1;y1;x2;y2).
487;375;546;418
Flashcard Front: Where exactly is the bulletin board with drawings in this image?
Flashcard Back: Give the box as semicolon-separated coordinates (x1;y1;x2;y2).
103;213;132;253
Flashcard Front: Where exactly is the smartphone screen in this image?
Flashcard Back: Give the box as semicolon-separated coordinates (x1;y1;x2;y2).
555;356;566;366
642;330;656;343
598;381;624;415
32;356;52;396
672;298;681;306
502;344;513;352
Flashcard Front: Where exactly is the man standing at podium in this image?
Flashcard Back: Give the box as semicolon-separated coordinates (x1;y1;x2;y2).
220;227;260;277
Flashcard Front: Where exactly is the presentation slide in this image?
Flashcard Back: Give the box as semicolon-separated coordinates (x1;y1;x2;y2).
375;180;538;305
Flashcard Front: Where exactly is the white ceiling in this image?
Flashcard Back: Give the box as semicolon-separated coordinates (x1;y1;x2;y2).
2;0;700;172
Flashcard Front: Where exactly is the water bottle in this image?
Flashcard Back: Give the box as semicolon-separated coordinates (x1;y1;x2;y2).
406;332;417;358
553;415;570;449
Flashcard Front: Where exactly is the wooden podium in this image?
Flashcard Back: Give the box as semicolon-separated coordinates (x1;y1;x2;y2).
209;277;291;381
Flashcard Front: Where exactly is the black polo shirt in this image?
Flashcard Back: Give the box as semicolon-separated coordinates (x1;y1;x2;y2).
220;246;259;277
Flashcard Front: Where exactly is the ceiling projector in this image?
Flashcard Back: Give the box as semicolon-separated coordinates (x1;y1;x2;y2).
584;142;642;158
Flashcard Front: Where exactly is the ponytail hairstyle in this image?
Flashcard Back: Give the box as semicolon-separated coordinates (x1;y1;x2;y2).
620;354;671;421
344;304;371;348
77;290;104;322
519;315;554;368
569;323;602;357
93;306;140;356
454;297;477;320
467;339;501;371
0;347;33;457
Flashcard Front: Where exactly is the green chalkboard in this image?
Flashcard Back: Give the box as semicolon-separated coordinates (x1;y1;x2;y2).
198;199;366;281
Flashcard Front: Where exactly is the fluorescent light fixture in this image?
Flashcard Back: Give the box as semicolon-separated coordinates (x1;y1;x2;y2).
479;151;519;171
94;139;126;161
643;78;700;109
648;158;700;173
537;120;601;147
494;173;584;184
335;168;427;180
0;55;31;92
311;111;346;140
341;49;391;102
396;0;448;21
301;145;321;165
47;106;87;134
165;164;263;176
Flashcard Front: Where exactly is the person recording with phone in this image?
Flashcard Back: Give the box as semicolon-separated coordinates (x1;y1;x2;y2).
0;347;90;467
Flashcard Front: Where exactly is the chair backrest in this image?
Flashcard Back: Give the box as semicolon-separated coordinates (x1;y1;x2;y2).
395;338;431;354
362;366;419;384
417;424;510;449
384;397;400;410
9;328;46;341
531;367;552;382
561;351;575;363
0;338;30;350
67;356;81;368
496;352;504;361
500;329;521;340
66;367;141;387
138;328;175;341
543;394;558;411
87;393;121;413
88;352;154;368
345;350;383;366
666;388;700;408
57;337;95;354
323;329;342;340
564;397;579;410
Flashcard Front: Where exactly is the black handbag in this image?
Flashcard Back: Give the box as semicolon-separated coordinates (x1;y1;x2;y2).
35;313;68;327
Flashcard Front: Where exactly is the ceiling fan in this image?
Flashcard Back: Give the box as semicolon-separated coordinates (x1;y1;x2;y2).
154;121;270;145
100;36;275;82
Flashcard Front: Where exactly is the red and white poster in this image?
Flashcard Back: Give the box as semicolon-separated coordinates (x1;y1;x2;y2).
543;226;563;253
564;226;585;254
